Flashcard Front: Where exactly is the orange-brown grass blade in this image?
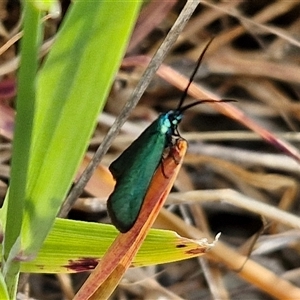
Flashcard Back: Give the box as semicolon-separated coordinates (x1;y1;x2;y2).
74;139;186;299
74;139;211;300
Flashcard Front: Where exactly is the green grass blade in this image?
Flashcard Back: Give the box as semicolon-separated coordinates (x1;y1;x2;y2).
2;2;42;296
16;219;213;274
20;1;141;256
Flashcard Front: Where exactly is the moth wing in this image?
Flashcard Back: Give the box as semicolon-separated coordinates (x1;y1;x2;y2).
109;118;163;179
107;117;167;232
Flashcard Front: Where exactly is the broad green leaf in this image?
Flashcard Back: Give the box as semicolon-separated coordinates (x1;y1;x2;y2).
17;218;214;273
19;1;141;256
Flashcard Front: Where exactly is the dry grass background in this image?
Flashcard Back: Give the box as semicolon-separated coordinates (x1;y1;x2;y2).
1;0;300;299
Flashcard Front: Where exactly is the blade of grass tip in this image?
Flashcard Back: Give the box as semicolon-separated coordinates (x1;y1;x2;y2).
74;139;187;300
159;208;300;299
59;0;200;218
2;2;42;296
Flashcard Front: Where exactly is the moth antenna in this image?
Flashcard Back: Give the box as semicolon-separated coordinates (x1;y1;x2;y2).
176;37;215;110
180;99;237;113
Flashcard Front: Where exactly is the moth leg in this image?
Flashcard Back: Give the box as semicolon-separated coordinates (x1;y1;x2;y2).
160;156;170;179
160;137;184;178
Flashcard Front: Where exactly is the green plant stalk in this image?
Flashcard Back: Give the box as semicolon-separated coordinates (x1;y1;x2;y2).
0;274;9;299
2;2;42;297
